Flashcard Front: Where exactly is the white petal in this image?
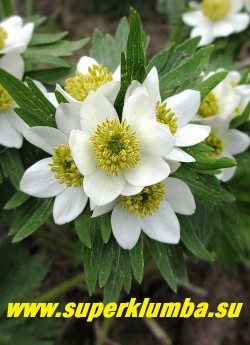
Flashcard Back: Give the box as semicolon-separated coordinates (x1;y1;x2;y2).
216;90;240;120
18;23;34;46
98;80;120;104
201;116;229;136
55;103;81;136
230;0;245;13
80;91;118;135
216;152;237;182
182;11;207;27
8;110;29;133
165;147;195;162
228;13;250;32
164;177;196;215
55;84;81;105
212;20;234;37
165;90;201;127
111;203;141;249
92;199;118;217
165;159;181;173
20;158;66;197
77;56;98;74
139;200;180;244
123;154;170;187
0;52;24;79
53;186;88;224
222;129;249;155
69;129;96;175
24;126;68;154
122;92;156;130
121;183;144;196
0;16;23;31
112;65;120;81
175;124;211;147
124;81;143;102
84;170;126;206
137;120;175;156
142;67;161;103
191;24;214;46
0;112;23;148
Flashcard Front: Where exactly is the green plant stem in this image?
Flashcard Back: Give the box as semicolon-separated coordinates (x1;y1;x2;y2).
34;272;85;302
0;0;16;17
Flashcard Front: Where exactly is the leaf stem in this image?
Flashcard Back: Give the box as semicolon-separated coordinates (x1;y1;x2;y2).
34;272;85;302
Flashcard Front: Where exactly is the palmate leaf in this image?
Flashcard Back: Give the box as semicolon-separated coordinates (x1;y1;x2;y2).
0;149;24;189
0;243;59;345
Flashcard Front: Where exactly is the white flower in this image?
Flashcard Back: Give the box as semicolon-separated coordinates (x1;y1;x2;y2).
0;16;34;54
133;67;211;163
20;101;88;224
0;52;29;148
226;70;250;116
57;56;120;105
182;0;250;46
196;71;241;121
202;117;249;181
69;89;175;206
91;177;196;249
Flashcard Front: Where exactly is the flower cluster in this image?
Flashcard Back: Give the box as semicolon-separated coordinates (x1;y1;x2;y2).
195;70;250;181
19;56;212;249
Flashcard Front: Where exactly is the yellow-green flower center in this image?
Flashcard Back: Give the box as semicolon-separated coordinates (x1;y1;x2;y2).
64;64;113;101
90;118;140;176
201;0;231;20
203;132;224;157
121;182;165;217
49;144;83;187
156;101;178;135
0;84;14;111
198;92;218;117
0;27;8;50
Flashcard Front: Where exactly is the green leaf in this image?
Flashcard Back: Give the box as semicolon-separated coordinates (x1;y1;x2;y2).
25;66;75;84
160;46;214;99
167;245;188;286
74;208;92;249
90;17;129;71
0;243;59;345
0;68;56;127
146;237;177;292
29;32;68;46
195;71;227;100
81;214;104;294
175;170;235;205
114;9;146;116
0;149;24;188
24;54;70;67
24;38;89;58
24;15;46;27
103;244;131;303
9;198;53;242
4;191;30;210
129;236;144;283
55;90;69;104
183;146;236;170
100;213;112;243
179;217;214;261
